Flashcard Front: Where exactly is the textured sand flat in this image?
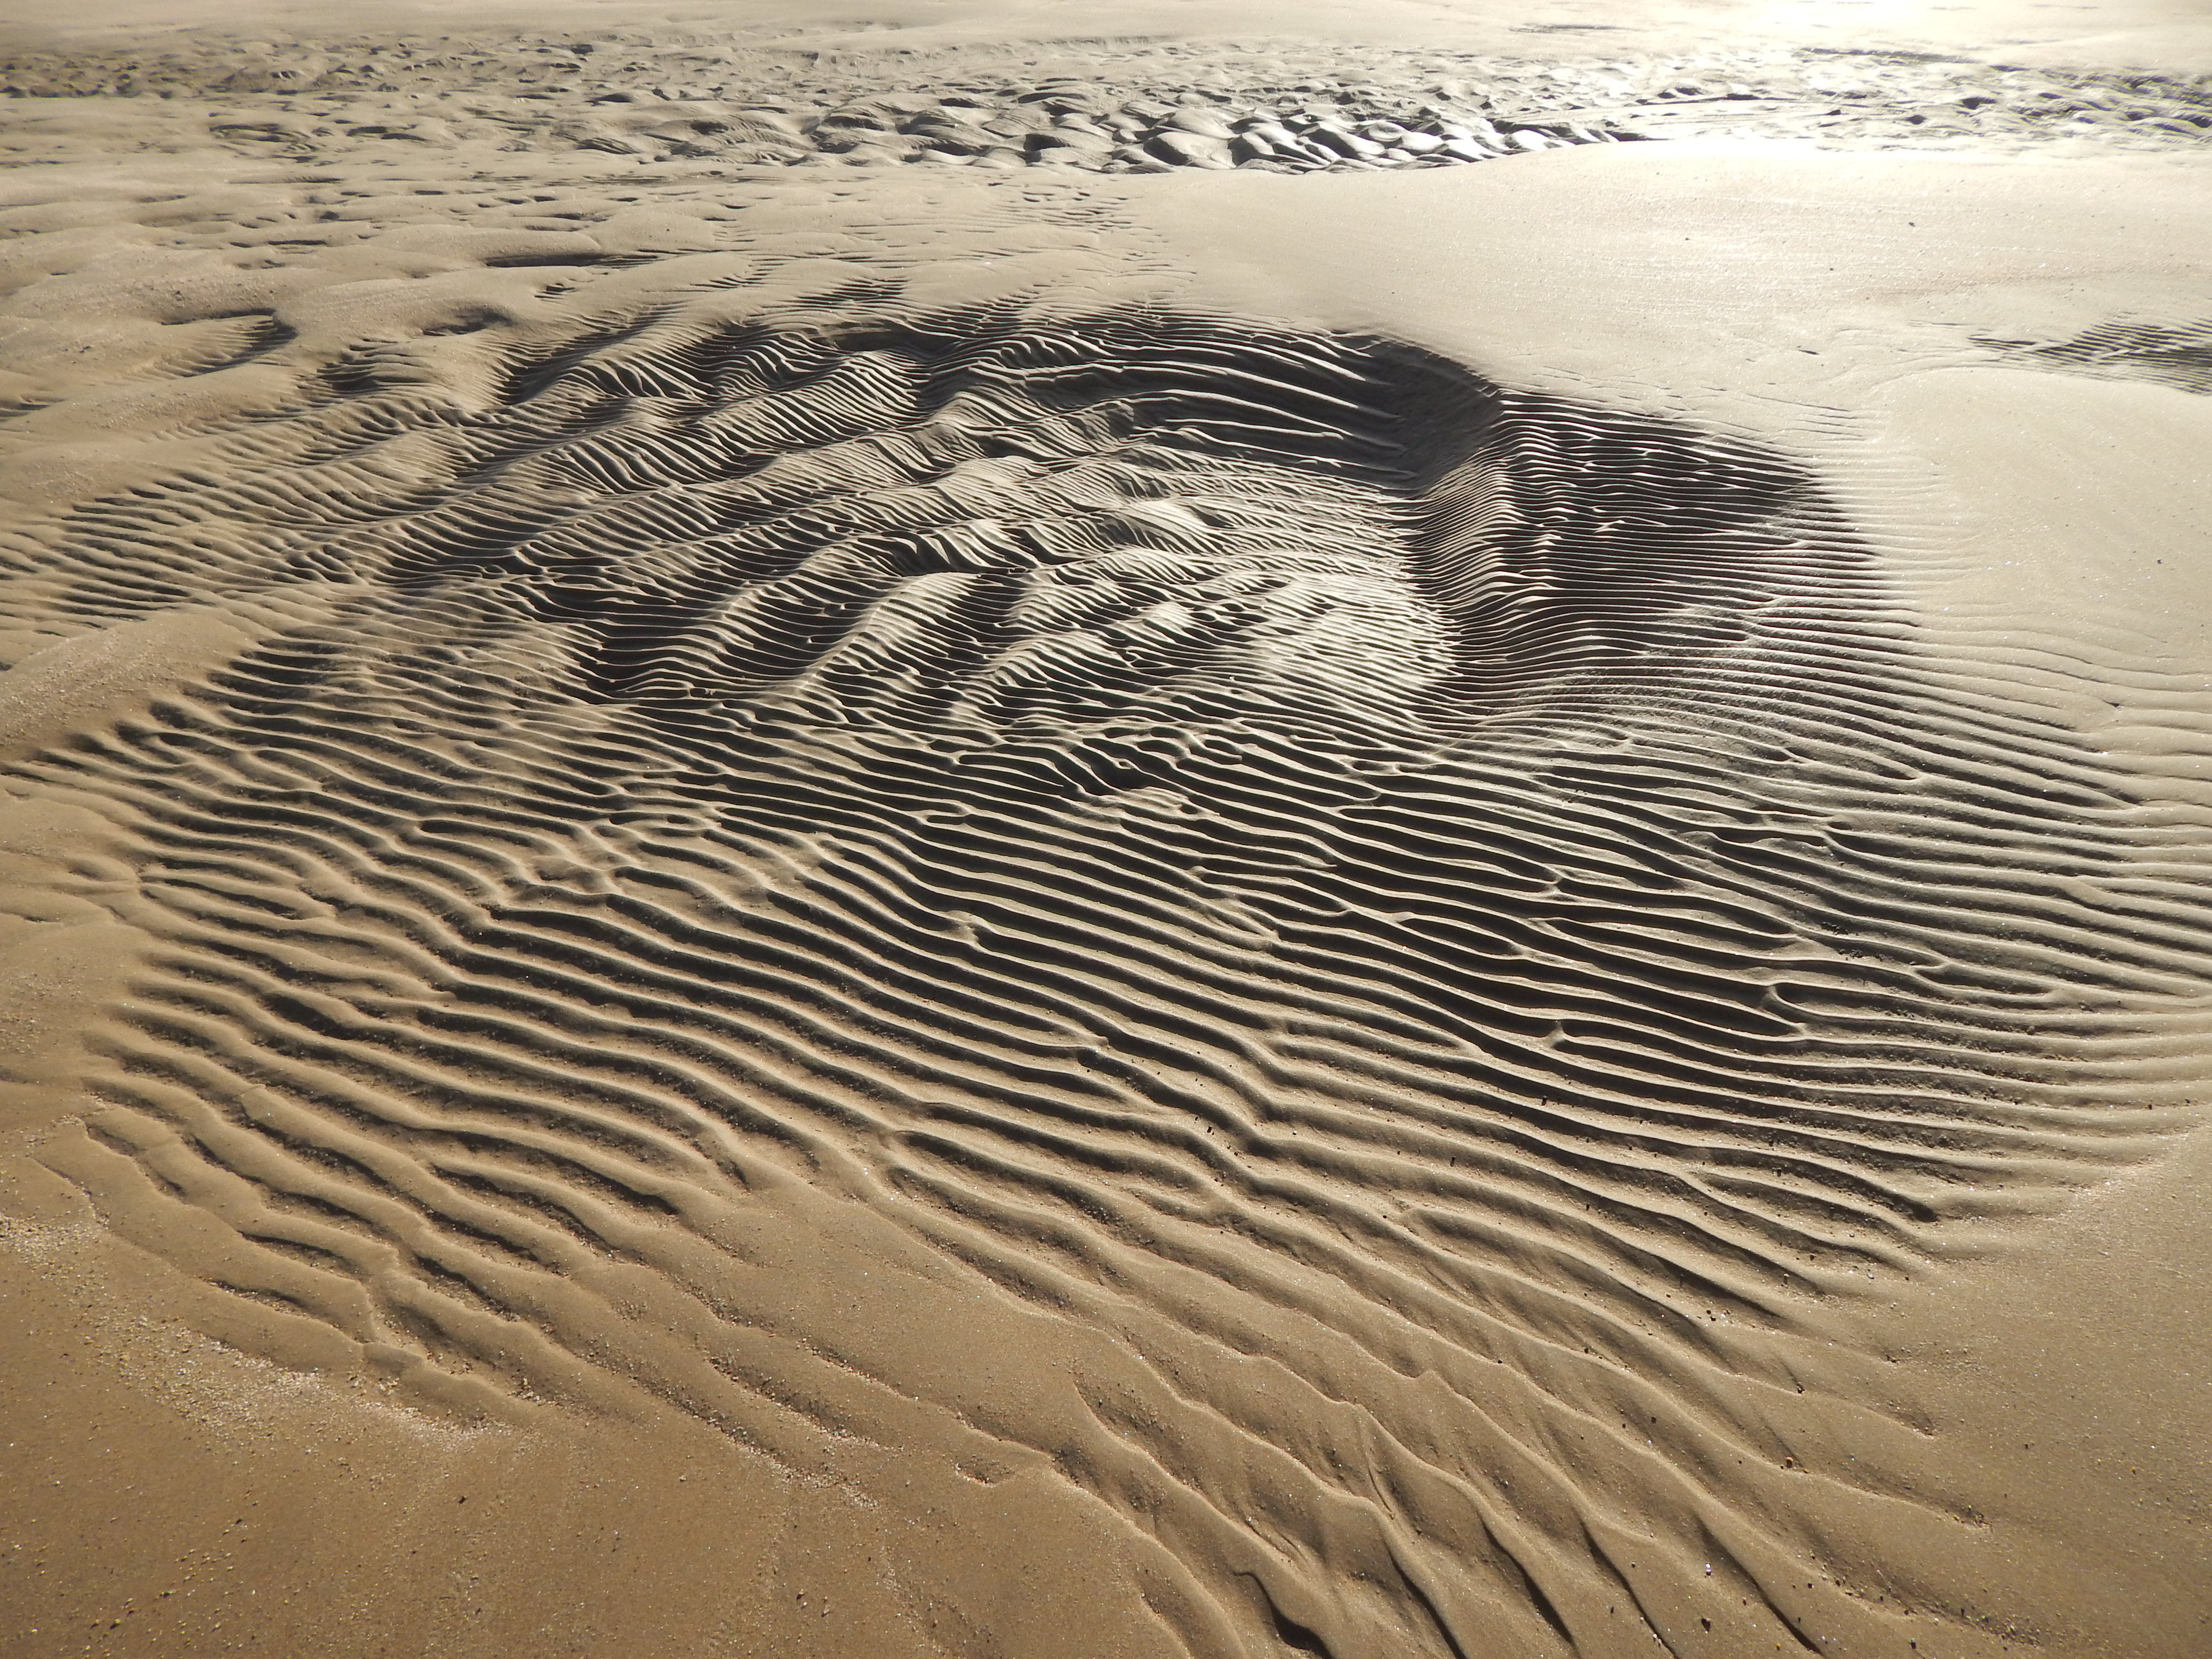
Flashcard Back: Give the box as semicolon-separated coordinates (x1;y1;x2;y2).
1;4;2208;1657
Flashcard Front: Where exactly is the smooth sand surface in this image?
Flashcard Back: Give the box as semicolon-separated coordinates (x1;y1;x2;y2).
2;4;2208;1657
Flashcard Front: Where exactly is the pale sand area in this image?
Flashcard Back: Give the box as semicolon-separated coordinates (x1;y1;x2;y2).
1;2;2208;1656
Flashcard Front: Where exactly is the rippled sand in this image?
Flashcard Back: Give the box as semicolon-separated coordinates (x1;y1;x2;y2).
2;3;2208;1656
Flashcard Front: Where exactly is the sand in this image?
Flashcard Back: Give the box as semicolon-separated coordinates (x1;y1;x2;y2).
0;3;2207;1656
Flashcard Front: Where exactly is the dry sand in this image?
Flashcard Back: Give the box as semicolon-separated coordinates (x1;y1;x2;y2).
0;2;2207;1656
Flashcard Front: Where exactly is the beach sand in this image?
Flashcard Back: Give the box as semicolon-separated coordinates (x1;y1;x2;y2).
1;3;2207;1655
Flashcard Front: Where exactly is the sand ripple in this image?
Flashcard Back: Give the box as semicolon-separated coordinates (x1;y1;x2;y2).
6;263;2208;1656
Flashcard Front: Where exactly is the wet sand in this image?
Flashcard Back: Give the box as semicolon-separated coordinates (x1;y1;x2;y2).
2;4;2208;1656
